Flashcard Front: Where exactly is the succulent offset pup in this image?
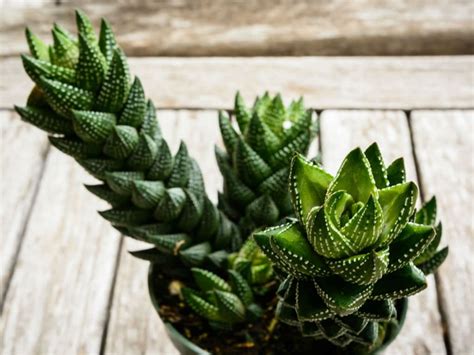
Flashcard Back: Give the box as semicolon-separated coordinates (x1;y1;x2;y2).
254;144;448;351
16;10;240;271
216;93;318;236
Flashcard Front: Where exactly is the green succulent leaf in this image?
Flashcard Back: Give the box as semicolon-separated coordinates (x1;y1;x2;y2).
72;110;116;144
179;242;211;266
15;105;74;135
289;154;333;224
296;279;334;321
327;148;378;204
25;28;50;61
103;125;139;159
192;268;231;293
228;270;253;306
372;262;426;300
119;77;146;127
314;276;373;315
269;220;330;277
378;182;418;246
105;171;144;196
214;290;246;323
182;288;221;322
364;143;389;189
355;299;395;321
386;158;406;186
327;247;389;286
417;247;449;275
387;222;435;273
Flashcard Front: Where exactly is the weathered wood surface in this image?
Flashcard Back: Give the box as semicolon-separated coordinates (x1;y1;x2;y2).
104;110;223;355
319;110;447;355
2;0;473;57
2;56;474;110
0;142;122;354
0;111;49;307
411;111;473;355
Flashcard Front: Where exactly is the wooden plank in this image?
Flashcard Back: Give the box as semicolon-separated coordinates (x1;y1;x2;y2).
1;0;473;57
2;56;473;110
320;110;446;355
105;110;221;354
0;110;49;306
0;142;122;354
410;110;473;355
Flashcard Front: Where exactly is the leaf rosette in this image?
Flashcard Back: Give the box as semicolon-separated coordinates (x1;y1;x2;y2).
254;143;448;348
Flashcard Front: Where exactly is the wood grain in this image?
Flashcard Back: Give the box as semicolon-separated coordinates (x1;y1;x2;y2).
105;110;222;354
3;56;474;110
0;139;122;354
0;111;49;307
1;0;473;57
410;110;473;355
320;110;447;355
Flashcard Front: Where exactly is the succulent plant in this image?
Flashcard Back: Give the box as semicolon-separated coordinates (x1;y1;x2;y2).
254;143;448;350
15;10;240;271
216;93;318;236
228;237;274;287
182;267;264;327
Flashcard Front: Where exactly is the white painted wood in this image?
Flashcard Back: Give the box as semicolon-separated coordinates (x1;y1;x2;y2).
2;56;473;110
0;145;122;355
411;110;473;355
1;0;473;56
320;110;446;355
105;110;222;354
0;111;49;304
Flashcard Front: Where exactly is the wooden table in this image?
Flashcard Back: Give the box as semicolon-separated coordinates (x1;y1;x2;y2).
1;2;473;354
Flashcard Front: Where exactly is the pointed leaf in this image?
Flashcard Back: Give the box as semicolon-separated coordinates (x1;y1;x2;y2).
327;147;377;204
234;139;272;187
388;222;435;272
131;180;165;208
214;290;246;323
119;77;146;127
246;195;279;227
140;100;161;141
105;171;144;196
72;110;116;143
415;196;437;225
234;92;250;133
314;277;373;315
372;262;427;300
99;208;151;227
228;270;253;306
145;233;191;254
364;143;389;189
77;158;123;179
180;242;211;266
49;136;101;159
417;247;449;275
270;220;331;277
147;139;173;180
289;153;333;223
15;105;73;135
127;133;158;171
21;55;76;84
356;299;395;321
25;28;49;61
387;158;406;186
192;268;231;293
296;279;334;321
182;288;221;322
85;184;128;208
167;142;191;188
103;125;139;159
153;187;186;222
378;181;418;246
98;19;117;63
218;111;239;156
95;48;130;113
38;77;94;118
75;9;97;44
50;28;78;68
76;33;107;91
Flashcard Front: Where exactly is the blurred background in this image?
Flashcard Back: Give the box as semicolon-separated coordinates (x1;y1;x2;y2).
1;1;473;355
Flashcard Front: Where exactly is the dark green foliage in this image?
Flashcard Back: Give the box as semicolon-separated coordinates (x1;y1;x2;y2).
17;11;241;273
217;92;318;236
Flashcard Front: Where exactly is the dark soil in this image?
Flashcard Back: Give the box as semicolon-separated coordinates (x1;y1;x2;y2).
150;271;347;355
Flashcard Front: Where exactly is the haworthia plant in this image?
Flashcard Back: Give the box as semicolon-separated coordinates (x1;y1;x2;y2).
182;267;264;327
16;10;241;272
216;93;318;236
254;143;448;351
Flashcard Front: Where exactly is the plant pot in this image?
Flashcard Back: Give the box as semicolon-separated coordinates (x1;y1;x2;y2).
148;263;408;355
